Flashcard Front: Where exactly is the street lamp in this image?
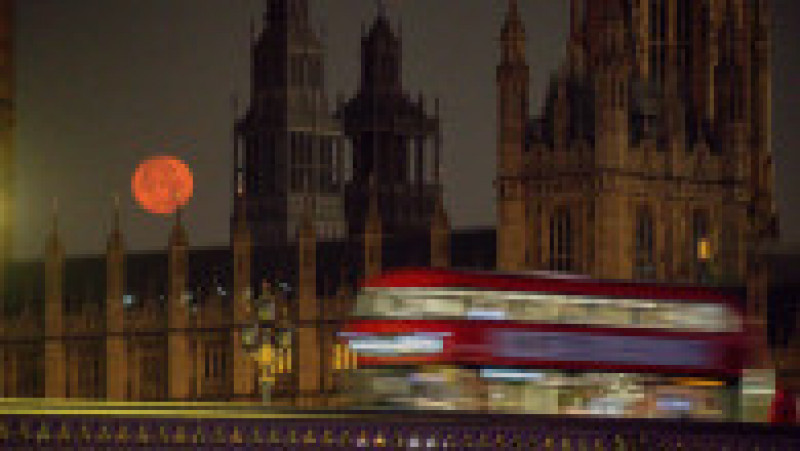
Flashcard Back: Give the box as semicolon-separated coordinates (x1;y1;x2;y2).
242;280;294;405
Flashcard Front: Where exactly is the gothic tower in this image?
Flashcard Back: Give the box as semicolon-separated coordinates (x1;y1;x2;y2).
234;0;347;247
0;0;14;294
496;0;528;271
340;5;442;248
501;0;773;288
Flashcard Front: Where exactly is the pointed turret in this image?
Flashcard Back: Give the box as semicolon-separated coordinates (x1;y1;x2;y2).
169;208;188;249
566;0;588;77
105;194;126;400
231;183;255;399
496;0;529;271
361;2;401;94
497;0;528;178
500;0;526;65
167;207;190;401
107;194;123;252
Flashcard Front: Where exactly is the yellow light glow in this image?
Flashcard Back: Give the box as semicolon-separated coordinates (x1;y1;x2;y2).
258;345;273;366
675;378;725;387
697;238;712;261
333;344;343;371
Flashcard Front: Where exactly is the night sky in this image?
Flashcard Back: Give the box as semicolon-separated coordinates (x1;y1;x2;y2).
14;0;800;259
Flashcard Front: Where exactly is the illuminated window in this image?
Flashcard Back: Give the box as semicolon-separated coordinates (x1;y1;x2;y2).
693;209;711;281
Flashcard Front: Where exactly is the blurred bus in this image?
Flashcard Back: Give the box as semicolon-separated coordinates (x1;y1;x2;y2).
340;268;761;420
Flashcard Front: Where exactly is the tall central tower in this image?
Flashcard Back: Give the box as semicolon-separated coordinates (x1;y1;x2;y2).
234;0;347;247
0;0;13;293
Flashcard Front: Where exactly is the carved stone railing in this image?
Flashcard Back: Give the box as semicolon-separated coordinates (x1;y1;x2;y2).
0;399;797;449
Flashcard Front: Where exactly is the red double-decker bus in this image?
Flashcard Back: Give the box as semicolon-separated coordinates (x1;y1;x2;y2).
341;268;763;420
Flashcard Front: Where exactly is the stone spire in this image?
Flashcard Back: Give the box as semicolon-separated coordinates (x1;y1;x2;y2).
107;194;123;251
167;205;190;401
170;207;188;248
232;180;255;398
496;0;529;271
47;197;60;250
500;0;526;65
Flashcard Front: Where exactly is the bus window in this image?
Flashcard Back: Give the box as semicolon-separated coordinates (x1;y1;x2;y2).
682;304;733;332
467;295;509;320
517;295;558;322
593;300;632;326
422;296;466;317
555;296;587;324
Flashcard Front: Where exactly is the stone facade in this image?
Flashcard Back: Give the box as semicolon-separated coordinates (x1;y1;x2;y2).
496;0;781;374
234;0;348;246
0;203;361;403
496;0;778;291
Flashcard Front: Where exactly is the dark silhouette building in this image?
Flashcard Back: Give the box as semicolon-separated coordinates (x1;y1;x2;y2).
234;0;348;247
338;8;442;243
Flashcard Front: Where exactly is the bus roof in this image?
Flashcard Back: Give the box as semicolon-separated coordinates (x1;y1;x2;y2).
361;267;744;310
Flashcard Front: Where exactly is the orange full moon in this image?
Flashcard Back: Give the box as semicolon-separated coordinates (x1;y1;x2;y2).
132;156;194;215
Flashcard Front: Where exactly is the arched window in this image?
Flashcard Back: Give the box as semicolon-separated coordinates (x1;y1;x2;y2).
549;208;574;272
634;207;656;279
